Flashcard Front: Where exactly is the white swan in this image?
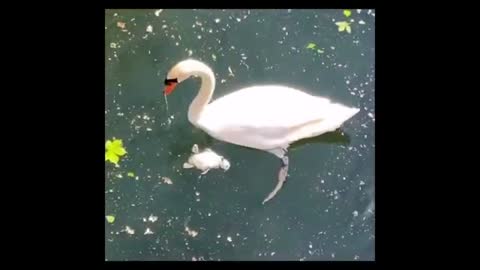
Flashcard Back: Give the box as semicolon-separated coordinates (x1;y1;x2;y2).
164;59;359;203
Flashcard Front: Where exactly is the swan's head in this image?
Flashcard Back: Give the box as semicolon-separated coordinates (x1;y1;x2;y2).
164;59;211;95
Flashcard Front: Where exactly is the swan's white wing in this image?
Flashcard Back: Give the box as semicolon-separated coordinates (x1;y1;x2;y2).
199;86;358;149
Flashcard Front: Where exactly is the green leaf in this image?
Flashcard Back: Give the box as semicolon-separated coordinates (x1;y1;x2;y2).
306;43;316;49
344;10;352;17
106;151;119;165
127;172;135;177
105;138;127;165
109;139;127;156
346;25;351;33
106;215;115;223
105;140;112;149
335;21;351;33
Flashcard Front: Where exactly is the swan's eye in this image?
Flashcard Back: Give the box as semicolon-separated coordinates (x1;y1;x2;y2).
164;78;178;85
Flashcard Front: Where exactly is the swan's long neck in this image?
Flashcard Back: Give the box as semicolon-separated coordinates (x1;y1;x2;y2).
188;66;215;125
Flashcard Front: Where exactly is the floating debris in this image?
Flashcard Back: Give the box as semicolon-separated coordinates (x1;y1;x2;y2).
161;176;173;185
124;226;135;235
185;227;198;237
146;25;153;33
155;9;163;16
117;21;126;29
144;228;154;235
228;66;234;77
148;214;158;222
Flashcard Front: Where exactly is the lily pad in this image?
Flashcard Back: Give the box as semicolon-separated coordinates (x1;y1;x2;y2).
344;10;352;17
306;43;317;49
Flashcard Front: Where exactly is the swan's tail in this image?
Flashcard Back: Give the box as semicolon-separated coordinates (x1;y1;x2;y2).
287;104;360;142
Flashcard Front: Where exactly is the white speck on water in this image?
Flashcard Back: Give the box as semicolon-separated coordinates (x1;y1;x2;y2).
110;42;117;48
197;35;202;39
221;79;226;83
144;228;154;235
359;20;366;25
195;21;202;26
148;214;158;222
236;18;241;22
116;174;122;178
368;9;372;14
228;66;234;77
155;9;163;16
353;211;359;217
162;24;167;29
214;18;220;23
117;83;122;87
208;212;211;216
354;255;360;260
162;176;173;185
331;46;335;50
188;50;193;56
360;181;365;185
146;127;152;131
195;191;200;196
271;252;276;256
357;9;361;14
185;227;198;237
331;253;335;258
217;234;221;238
309;243;313;249
125;226;135;235
346;80;350;84
146;25;153;33
227;236;232;242
282;26;286;31
368;112;374;118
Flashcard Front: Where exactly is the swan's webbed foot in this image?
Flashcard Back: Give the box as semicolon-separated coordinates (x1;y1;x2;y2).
262;154;289;204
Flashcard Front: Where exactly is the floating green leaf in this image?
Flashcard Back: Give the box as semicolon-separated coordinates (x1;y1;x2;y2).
344;10;352;17
127;172;135;177
306;43;317;49
106;215;115;223
105;138;127;165
335;21;351;33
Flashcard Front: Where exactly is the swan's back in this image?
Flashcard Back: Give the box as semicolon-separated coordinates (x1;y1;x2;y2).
200;85;359;149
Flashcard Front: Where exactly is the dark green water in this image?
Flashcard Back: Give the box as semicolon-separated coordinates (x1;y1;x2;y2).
105;9;375;261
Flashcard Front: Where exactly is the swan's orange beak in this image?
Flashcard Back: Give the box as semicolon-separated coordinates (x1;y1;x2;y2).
164;82;177;95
